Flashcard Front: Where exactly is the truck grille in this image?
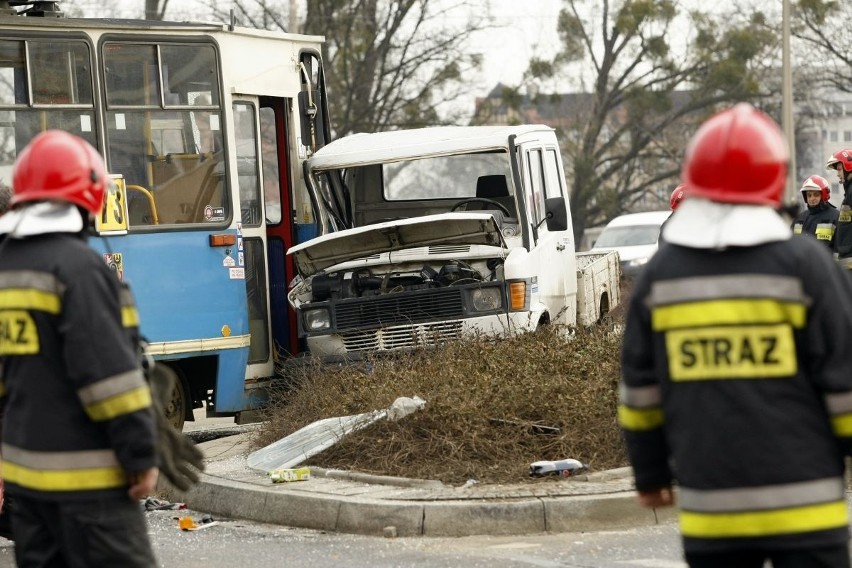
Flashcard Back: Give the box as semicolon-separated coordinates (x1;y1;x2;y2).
333;288;464;330
341;321;464;352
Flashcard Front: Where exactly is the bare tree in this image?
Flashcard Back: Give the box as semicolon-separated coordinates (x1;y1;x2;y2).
498;0;777;239
794;0;852;93
206;0;490;135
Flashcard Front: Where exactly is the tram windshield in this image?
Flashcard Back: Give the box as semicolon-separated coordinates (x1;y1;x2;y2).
0;38;228;228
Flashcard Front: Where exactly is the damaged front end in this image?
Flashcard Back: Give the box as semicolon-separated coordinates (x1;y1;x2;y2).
288;214;516;360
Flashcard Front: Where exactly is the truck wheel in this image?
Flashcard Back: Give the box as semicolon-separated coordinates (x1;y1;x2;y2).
162;366;188;431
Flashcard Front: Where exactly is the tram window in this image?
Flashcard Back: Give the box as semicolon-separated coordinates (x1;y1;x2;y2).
0;111;15;184
190;94;218;153
161;45;219;107
103;41;227;228
0;41;25;106
259;107;281;225
111;108;227;226
104;44;159;106
29;42;93;105
0;40;96;181
234;102;261;227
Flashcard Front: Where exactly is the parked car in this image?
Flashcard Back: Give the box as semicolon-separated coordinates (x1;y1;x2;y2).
592;211;671;278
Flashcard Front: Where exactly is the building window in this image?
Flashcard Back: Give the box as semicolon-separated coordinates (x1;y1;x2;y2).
845;131;851;142
831;131;839;142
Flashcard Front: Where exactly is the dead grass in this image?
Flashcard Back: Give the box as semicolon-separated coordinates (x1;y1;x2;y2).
255;307;628;485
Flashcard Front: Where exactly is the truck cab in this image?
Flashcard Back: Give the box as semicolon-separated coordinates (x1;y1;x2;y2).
287;125;619;360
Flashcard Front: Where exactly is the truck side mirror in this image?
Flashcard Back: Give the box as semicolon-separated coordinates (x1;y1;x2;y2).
544;197;568;232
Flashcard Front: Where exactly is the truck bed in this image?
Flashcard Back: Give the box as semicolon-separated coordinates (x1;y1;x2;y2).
575;250;621;326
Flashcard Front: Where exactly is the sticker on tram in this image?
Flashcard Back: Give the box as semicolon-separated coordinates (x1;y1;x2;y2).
96;175;129;234
204;205;226;222
103;253;125;281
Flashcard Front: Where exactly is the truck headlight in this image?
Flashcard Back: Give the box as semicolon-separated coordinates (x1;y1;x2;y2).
627;257;649;267
303;308;331;331
470;287;502;312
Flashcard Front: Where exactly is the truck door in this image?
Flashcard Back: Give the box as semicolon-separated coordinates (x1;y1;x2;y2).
519;144;576;326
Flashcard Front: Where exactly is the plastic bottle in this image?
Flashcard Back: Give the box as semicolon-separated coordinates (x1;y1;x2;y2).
529;459;587;477
269;467;311;483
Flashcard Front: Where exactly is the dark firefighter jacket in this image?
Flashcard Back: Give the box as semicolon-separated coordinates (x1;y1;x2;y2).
620;236;852;554
835;180;852;259
791;201;838;251
0;232;156;501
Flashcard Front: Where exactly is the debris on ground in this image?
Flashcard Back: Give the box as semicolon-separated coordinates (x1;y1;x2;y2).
269;467;311;483
529;459;588;478
178;514;219;531
247;395;427;473
488;417;561;435
143;497;186;511
387;396;426;421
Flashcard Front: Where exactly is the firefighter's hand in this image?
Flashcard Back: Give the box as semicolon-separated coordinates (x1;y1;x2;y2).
148;363;205;491
637;487;675;508
128;467;159;500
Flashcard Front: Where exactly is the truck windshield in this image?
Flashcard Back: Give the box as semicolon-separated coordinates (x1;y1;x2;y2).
594;225;661;247
383;152;510;200
312;151;513;229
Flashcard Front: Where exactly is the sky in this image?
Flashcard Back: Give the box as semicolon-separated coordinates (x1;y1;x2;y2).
469;2;563;93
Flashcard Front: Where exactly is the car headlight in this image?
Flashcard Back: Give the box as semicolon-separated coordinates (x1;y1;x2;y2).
303;308;331;331
626;257;649;267
470;287;503;312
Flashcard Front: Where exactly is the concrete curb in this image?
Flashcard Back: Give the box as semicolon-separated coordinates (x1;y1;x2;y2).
160;472;677;537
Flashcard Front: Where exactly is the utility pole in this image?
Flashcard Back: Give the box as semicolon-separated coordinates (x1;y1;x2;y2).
782;0;797;202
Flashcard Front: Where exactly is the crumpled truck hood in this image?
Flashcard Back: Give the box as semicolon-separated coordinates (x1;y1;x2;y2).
288;213;507;277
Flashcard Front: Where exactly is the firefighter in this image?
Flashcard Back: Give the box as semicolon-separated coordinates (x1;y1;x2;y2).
0;131;158;566
620;103;852;568
791;174;838;251
658;184;687;247
827;148;852;266
670;183;687;211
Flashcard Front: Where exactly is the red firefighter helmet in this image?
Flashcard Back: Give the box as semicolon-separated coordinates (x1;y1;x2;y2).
827;149;852;173
10;130;107;215
670;184;687;210
800;175;830;202
682;103;788;206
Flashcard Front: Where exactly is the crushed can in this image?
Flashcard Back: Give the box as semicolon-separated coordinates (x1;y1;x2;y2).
529;459;587;478
269;467;311;483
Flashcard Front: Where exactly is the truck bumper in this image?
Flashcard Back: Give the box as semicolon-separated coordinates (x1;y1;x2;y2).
305;312;539;359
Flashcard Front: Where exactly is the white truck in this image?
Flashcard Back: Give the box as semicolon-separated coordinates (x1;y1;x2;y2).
286;125;621;360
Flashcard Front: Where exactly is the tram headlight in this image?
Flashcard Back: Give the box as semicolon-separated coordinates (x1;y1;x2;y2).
303;308;331;331
470;287;502;312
